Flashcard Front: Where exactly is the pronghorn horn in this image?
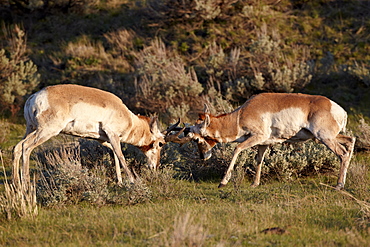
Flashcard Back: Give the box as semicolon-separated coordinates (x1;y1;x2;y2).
162;118;181;135
164;126;192;145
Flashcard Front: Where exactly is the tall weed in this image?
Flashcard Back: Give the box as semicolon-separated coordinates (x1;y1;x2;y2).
165;212;207;247
0;151;38;220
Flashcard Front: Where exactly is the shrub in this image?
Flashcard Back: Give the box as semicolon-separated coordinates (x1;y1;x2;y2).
171;139;339;185
243;24;313;93
0;24;40;116
146;0;236;22
258;141;338;183
36;144;110;207
202;24;313;104
36;141;152;207
351;116;370;152
347;62;370;87
134;38;203;112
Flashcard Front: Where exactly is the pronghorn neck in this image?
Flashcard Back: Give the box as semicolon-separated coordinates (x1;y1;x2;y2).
207;111;240;143
123;115;154;147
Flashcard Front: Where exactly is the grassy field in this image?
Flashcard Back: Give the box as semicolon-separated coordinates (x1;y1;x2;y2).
0;123;369;246
0;149;369;246
1;180;369;246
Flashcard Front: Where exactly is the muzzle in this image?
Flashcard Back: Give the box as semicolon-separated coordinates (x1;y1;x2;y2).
200;150;212;160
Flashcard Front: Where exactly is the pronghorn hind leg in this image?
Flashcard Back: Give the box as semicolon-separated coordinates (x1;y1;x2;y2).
21;129;60;185
12;127;35;186
251;145;269;188
12;138;26;186
317;134;356;190
335;134;356;190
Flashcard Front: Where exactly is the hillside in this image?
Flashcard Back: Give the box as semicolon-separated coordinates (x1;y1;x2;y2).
0;0;369;121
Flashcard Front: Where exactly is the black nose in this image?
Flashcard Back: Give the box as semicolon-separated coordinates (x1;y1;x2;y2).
199;152;205;160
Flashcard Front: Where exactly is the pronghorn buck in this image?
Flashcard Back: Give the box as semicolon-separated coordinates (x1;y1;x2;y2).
183;93;356;189
13;84;178;185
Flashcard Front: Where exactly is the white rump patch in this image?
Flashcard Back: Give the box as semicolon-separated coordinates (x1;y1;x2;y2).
330;100;347;132
24;89;50;127
33;89;50;114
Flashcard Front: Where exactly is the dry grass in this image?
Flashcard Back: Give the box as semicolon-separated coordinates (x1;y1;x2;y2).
0;151;38;220
353;117;370;151
167;212;207;247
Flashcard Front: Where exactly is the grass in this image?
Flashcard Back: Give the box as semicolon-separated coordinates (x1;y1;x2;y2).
0;174;369;246
0;119;369;246
0;122;369;246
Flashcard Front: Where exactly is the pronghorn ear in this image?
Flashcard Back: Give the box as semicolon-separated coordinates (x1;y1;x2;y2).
149;116;159;133
204;114;210;127
200;114;210;133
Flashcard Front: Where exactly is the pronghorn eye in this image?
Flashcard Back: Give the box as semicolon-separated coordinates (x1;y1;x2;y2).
194;138;199;143
159;142;164;147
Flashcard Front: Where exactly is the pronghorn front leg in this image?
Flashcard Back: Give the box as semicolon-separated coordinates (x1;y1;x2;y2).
101;141;122;185
102;126;135;184
218;135;267;188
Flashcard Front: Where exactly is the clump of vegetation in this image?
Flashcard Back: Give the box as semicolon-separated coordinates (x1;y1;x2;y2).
220;23;314;102
259;141;338;183
134;38;203;113
0;178;38;221
352;116;370;152
0;151;38;220
347;62;370;87
36;145;110;207
36;143;152;207
164;212;207;247
163;138;339;186
0;24;40;117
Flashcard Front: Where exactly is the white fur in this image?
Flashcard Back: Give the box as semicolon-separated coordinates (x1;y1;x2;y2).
330;100;347;132
261;107;307;144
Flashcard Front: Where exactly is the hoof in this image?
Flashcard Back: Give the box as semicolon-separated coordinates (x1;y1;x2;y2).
250;183;259;188
218;183;226;188
335;183;344;190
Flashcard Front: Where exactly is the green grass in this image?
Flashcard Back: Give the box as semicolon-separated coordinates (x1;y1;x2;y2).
0;177;369;246
1;120;369;246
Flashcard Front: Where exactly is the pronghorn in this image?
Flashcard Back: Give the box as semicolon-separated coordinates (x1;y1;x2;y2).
173;93;356;189
13;84;179;185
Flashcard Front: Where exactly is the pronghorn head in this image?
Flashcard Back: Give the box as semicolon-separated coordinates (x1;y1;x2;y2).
189;112;217;160
137;116;166;170
164;108;219;161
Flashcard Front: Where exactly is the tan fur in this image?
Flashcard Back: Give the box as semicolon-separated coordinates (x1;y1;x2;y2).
191;93;356;189
13;84;165;186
